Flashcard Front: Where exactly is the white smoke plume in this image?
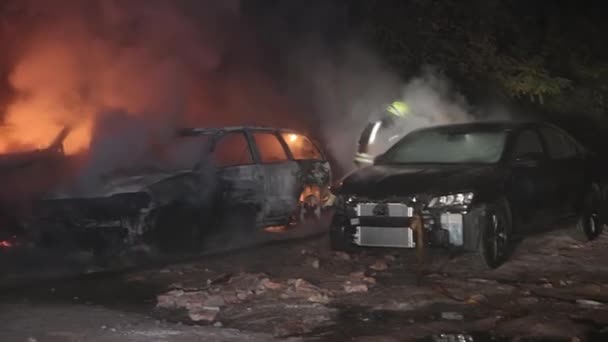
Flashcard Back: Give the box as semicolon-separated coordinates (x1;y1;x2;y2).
287;45;478;173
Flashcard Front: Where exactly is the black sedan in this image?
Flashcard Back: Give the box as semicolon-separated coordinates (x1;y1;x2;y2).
330;121;607;268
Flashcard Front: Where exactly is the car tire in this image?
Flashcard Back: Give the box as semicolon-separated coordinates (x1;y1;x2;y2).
479;198;513;269
570;185;603;242
292;186;324;227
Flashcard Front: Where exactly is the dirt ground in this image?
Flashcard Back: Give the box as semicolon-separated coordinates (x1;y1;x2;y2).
2;224;608;342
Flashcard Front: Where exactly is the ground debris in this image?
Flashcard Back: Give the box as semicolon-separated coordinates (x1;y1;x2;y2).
466;278;497;285
384;254;397;262
369;260;388;271
441;312;464;321
344;282;368;293
576;299;603;307
188;306;220;323
517;297;540;305
156;273;270;322
286;278;330;303
157;273;334;322
260;278;282;290
466;294;487;304
349;271;377;285
333;251;351;261
432;333;473;342
228;272;269;291
304;256;320;269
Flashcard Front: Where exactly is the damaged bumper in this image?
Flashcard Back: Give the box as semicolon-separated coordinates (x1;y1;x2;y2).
331;198;484;251
28;192;154;248
35;192;152;221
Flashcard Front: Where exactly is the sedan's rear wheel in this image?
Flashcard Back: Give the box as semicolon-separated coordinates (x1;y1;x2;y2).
571;186;603;242
479;200;512;269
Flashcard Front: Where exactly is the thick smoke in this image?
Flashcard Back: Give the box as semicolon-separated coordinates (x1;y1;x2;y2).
0;0;298;168
286;47;477;172
1;0;502;189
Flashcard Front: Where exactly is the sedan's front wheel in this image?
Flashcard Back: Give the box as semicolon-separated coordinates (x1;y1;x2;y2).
479;200;512;269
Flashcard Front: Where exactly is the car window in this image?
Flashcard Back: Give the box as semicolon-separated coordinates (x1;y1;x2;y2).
281;133;323;160
213;132;253;167
540;127;577;159
252;132;289;163
511;130;545;160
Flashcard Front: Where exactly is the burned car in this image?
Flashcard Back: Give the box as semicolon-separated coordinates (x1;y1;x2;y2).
25;127;331;255
330;121;607;268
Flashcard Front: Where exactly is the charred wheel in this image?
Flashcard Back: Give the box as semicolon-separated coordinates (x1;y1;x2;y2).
479;199;512;269
295;186;322;226
300;194;321;223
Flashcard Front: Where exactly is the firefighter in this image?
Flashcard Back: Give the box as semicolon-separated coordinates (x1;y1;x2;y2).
354;101;411;167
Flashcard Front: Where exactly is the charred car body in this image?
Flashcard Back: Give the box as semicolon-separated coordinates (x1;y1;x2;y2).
8;127;331;255
0;128;74;249
331;121;607;268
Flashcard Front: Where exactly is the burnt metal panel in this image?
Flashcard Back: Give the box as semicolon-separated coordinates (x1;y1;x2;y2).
259;162;300;222
217;164;265;223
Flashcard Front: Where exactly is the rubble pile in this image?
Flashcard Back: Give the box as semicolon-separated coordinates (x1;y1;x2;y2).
343;271;376;293
156;272;337;323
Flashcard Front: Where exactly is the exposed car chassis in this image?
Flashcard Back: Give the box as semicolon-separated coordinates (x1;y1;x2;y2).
331;196;485;252
2;126;333;256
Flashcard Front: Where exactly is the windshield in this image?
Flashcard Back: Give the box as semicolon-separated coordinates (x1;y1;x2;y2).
377;129;507;164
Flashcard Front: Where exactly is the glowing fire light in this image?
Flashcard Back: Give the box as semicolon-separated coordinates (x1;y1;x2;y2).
0;117;93;155
288;134;298;143
0;240;12;248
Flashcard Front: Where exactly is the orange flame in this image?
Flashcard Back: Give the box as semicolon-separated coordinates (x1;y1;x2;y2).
0;111;92;155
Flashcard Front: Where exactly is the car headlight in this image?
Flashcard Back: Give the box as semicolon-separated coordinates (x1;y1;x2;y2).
428;192;474;208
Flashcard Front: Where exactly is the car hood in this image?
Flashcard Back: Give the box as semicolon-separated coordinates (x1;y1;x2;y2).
46;169;194;199
339;164;503;198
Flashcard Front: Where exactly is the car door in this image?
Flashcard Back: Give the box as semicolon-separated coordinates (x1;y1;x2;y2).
211;131;264;224
279;131;332;205
249;130;300;224
507;129;556;228
539;126;585;217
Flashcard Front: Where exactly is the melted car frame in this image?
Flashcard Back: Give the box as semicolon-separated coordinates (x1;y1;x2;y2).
27;126;332;255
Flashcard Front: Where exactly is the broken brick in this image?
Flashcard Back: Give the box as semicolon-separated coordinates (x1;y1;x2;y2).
369;260;388;271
